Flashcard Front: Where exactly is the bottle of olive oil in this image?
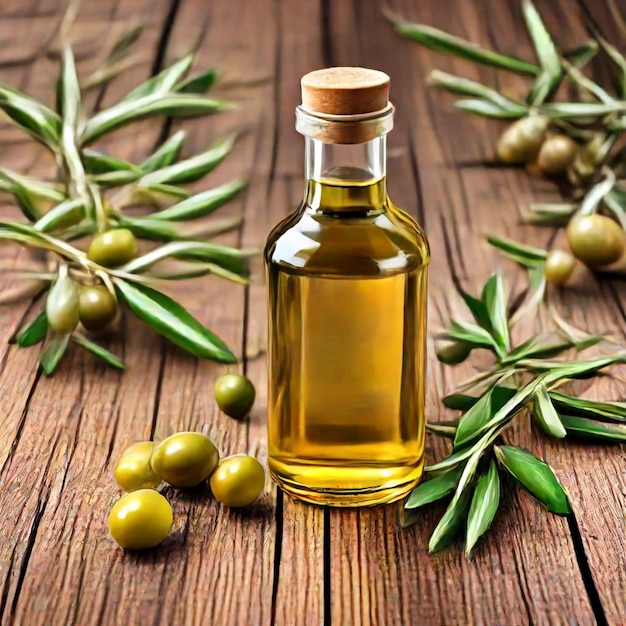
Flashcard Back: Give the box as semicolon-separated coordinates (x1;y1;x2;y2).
265;67;430;506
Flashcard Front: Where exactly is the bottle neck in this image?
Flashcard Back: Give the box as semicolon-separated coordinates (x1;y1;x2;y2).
304;136;387;213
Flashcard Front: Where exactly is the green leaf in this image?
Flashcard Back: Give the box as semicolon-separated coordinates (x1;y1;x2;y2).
0;173;42;221
72;334;125;369
532;386;567;438
465;460;500;556
83;150;142;175
549;392;626;423
131;183;191;207
441;319;502;353
539;102;621;119
0;169;65;210
428;486;473;553
116;216;184;241
149;178;247;221
176;69;220;94
522;0;561;105
0;82;61;148
486;235;547;266
390;17;539;76
455;98;527;119
141;134;237;186
15;310;48;347
34;198;84;233
40;333;71;375
520;356;626;378
59;45;81;125
121;53;195;101
108;24;143;62
481;273;509;352
81;94;232;145
592;32;626;99
560;414;626;442
564;40;598;69
425;420;459;438
429;70;522;108
90;169;144;187
443;386;517;412
141;130;186;172
457;286;492;332
405;465;464;510
114;279;236;363
524;203;577;226
494;445;571;514
502;331;603;364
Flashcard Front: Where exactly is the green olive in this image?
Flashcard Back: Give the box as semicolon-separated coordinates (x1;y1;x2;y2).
435;338;472;365
150;432;219;488
79;285;118;331
114;441;160;492
108;489;173;550
46;274;79;333
537;135;578;176
87;229;138;268
210;454;265;508
214;374;256;419
543;250;576;285
566;214;625;268
496;116;548;164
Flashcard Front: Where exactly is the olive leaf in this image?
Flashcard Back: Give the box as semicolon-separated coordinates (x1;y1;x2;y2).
140;134;237;186
522;0;561;105
532;385;566;438
465;460;500;556
108;24;143;63
549;392;626;423
589;28;626;98
486;236;547;267
148;178;247;222
524;202;577;226
443;385;517;412
405;465;464;510
14;310;48;347
130;183;191;207
501;331;604;364
40;333;71;375
494;445;571;514
81;94;232;145
457;286;492;332
428;487;473;553
140;130;186;172
83;150;142;176
539;101;622;119
559;414;626;442
121;53;195;102
72;334;125;370
481;273;510;352
428;70;523;108
455;99;527;119
425;420;459;438
113;279;236;363
389;15;539;76
564;40;599;69
439;319;503;354
34;198;84;233
176;68;221;94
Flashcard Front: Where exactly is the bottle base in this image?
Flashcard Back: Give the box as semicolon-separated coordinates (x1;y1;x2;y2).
269;457;424;507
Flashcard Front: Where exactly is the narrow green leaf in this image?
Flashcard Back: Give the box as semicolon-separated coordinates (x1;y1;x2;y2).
442;318;502;353
90;169;144;187
457;286;492;332
116;216;184;241
72;334;125;369
494;445;571;514
425;420;459;439
121;53;195;101
83;150;142;175
176;68;220;94
141;134;237;186
59;45;81;123
0;82;61;147
549;391;626;423
465;460;500;556
34;198;84;233
564;40;598;69
520;356;626;378
81;94;231;145
429;70;521;107
131;183;191;207
454;390;494;448
524;203;577;226
533;386;567;438
0;174;41;221
16;310;48;347
40;333;71;375
486;236;547;266
443;386;517;412
522;0;561;105
481;273;509;352
405;465;464;510
455;98;527;119
108;24;143;62
390;18;539;76
539;102;621;119
592;32;626;98
428;487;473;553
141;130;186;172
502;331;603;364
114;279;236;363
150;178;247;222
560;414;626;442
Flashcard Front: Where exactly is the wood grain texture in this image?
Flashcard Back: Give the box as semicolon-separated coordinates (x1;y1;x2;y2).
0;0;624;625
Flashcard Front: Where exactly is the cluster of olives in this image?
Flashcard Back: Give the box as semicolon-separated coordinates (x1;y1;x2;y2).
108;374;261;551
496;116;579;178
46;229;139;335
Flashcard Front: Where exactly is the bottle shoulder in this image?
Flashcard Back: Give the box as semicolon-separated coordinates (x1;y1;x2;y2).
265;202;430;276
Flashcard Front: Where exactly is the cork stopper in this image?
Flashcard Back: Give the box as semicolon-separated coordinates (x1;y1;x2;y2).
301;67;390;115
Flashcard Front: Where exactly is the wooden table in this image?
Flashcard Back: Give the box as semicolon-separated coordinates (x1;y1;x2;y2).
1;0;625;624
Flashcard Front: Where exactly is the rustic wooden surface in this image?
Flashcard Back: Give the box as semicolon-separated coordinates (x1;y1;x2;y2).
0;0;625;624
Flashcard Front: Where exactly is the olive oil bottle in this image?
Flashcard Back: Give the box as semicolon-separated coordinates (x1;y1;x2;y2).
265;68;430;506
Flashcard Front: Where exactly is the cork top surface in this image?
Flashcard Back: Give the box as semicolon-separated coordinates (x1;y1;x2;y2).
301;67;390;115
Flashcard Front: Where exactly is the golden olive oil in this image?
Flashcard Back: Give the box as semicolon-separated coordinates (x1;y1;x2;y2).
265;172;429;505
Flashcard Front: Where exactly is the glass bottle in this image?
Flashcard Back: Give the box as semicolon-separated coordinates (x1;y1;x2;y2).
264;67;430;506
